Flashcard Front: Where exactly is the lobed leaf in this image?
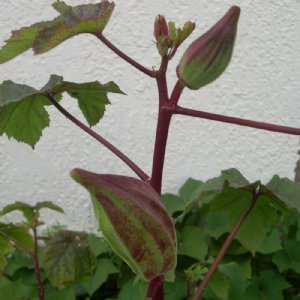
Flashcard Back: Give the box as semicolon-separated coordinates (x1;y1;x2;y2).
267;175;300;212
43;230;97;287
0;75;124;147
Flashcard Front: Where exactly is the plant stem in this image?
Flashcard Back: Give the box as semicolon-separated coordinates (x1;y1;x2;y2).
95;33;157;78
150;57;171;194
165;106;300;136
32;226;44;300
47;95;149;181
146;276;164;300
192;188;260;300
170;80;184;106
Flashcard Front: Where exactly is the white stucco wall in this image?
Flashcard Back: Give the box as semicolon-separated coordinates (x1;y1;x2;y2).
0;0;299;231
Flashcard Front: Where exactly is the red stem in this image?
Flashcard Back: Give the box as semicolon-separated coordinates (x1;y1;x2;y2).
95;33;157;78
166;106;300;136
192;188;260;300
33;226;44;300
146;276;164;300
47;95;149;181
150;57;171;194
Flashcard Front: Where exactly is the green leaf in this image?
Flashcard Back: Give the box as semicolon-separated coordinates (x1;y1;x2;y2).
209;187;278;255
0;255;7;278
177;226;208;260
164;277;187;300
218;262;249;300
4;249;33;275
80;258;118;296
0;75;124;147
258;228;282;254
245;271;291;300
87;234;111;257
272;240;300;273
267;175;300;212
63;80;125;127
0;202;35;224
162;194;186;216
116;278;147;300
209;269;230;300
184;262;208;282
47;287;76;300
43;230;97;287
179;178;203;201
0;278;37;300
0;97;49;147
34;201;64;214
33;1;115;54
0;223;34;252
0;236;14;255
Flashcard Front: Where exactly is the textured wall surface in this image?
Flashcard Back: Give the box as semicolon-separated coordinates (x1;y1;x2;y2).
0;0;299;231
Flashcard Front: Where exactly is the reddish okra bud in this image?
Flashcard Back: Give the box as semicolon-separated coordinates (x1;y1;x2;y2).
177;6;240;90
71;168;177;281
154;15;169;39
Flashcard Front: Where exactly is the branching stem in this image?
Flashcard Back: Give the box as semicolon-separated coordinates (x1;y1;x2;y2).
192;188;260;300
47;95;149;181
95;33;157;78
165;105;300;136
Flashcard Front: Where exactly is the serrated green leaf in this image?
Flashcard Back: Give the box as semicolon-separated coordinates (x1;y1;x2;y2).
34;201;64;214
34;1;115;54
178;226;208;260
184;262;208;282
272;240;300;273
209;188;278;254
0;95;50;147
80;257;118;296
245;271;291;300
0;223;34;253
43;230;97;287
267;175;300;212
0;75;123;146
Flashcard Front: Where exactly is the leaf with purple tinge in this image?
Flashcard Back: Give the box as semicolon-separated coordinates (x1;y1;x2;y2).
0;1;115;63
71;168;177;281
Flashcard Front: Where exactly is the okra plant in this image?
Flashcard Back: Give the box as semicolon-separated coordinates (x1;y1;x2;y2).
0;1;299;300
